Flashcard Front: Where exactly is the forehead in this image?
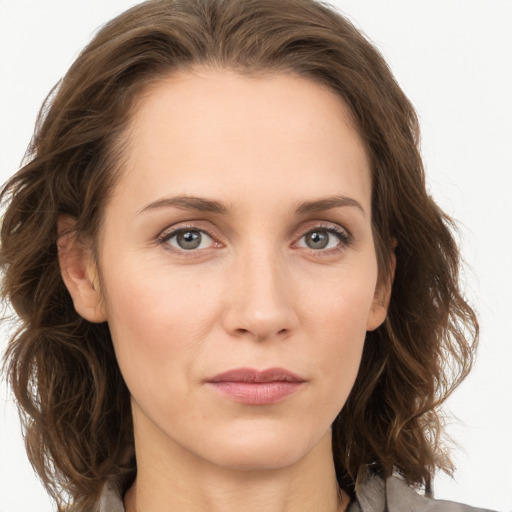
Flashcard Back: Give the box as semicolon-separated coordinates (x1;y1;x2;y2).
114;67;371;213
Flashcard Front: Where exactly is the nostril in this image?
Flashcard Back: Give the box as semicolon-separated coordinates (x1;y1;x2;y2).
231;327;290;340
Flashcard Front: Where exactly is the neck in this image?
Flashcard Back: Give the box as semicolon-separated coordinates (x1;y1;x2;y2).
124;416;349;512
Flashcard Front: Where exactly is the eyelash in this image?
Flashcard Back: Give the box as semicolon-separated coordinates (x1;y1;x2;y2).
156;223;219;259
294;224;352;256
156;222;352;258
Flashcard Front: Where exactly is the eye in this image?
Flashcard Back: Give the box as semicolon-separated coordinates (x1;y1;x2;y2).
296;227;349;251
162;228;215;251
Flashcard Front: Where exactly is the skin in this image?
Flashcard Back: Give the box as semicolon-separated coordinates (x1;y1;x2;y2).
59;67;392;512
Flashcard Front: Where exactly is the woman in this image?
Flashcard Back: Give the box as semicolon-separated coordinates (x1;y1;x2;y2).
0;0;496;511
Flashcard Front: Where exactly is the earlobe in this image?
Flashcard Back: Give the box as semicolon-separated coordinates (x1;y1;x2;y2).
57;216;107;323
366;250;396;332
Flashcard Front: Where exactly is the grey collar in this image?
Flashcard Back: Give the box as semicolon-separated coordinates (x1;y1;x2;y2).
96;469;494;512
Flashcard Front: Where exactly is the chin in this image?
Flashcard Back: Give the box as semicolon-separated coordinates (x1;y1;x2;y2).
197;423;328;471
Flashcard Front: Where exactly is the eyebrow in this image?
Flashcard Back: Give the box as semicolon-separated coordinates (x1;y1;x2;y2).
138;195;230;215
138;194;365;217
294;195;366;217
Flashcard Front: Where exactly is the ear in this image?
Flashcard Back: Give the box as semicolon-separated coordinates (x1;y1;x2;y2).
57;215;107;323
366;249;396;332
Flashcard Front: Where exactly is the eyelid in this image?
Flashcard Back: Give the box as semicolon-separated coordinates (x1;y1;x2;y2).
295;220;351;238
156;219;352;257
292;221;352;254
156;221;224;256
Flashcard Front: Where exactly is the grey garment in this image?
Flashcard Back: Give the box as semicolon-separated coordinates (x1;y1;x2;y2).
97;483;125;512
97;471;495;512
347;472;494;512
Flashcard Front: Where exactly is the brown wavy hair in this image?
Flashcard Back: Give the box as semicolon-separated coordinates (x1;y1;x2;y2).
1;0;478;509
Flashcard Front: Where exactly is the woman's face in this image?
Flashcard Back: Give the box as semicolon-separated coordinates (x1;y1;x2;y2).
93;68;388;471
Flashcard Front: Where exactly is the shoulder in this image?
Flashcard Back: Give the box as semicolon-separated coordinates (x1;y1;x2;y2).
350;472;496;512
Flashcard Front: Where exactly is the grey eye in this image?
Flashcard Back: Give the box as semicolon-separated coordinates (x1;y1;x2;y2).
305;231;330;249
298;228;345;251
166;229;213;250
176;230;202;250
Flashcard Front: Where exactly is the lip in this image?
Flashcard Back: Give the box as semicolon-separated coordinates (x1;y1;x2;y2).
205;367;306;405
207;367;306;383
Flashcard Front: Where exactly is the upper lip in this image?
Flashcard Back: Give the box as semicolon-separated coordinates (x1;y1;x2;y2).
206;367;306;383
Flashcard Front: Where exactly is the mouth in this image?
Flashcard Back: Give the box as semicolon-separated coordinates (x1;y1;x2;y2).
205;367;307;405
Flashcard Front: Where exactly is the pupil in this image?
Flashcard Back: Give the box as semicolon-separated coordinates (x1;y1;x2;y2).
177;230;201;250
306;231;329;249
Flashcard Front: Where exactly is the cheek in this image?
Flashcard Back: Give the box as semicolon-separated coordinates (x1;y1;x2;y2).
302;265;377;398
101;260;219;395
303;262;377;338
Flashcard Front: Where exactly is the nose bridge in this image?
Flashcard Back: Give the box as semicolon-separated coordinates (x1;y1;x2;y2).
222;240;297;340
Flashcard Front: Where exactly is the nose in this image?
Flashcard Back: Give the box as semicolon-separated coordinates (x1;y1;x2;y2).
221;247;299;342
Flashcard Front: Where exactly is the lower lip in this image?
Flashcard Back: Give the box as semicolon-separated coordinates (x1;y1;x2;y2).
207;381;305;405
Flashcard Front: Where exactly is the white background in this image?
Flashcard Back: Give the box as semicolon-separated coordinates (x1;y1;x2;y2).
0;1;511;511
